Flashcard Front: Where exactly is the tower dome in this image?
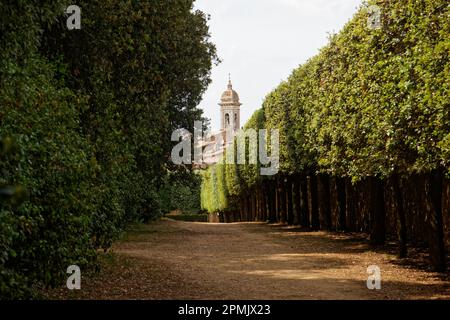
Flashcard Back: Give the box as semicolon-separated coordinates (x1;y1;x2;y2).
219;78;242;106
219;75;241;133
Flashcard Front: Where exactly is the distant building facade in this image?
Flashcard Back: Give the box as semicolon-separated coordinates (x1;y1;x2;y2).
219;77;241;133
198;76;242;168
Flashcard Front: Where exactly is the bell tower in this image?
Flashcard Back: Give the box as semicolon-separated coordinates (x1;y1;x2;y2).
219;75;241;133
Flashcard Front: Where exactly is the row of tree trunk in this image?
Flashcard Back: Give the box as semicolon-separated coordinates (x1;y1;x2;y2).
221;171;449;272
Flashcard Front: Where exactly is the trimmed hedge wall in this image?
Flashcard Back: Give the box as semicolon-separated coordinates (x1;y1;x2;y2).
201;0;449;271
0;0;216;298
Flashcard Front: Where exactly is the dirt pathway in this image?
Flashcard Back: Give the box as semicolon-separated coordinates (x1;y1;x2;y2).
50;219;449;300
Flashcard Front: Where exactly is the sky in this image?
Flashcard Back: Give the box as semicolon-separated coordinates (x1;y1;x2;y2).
194;0;363;131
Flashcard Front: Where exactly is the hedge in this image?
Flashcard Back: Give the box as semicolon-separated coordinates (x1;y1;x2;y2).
200;0;449;271
0;0;216;298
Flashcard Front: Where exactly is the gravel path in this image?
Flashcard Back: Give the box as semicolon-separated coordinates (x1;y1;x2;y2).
48;219;450;300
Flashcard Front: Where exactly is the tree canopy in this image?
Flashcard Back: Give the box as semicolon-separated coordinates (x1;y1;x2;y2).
0;0;217;298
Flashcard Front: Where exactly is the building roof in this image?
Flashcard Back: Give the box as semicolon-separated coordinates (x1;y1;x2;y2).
219;78;241;106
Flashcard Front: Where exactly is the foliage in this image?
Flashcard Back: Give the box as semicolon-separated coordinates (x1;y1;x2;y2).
166;214;208;223
201;0;449;213
0;0;216;298
160;171;202;215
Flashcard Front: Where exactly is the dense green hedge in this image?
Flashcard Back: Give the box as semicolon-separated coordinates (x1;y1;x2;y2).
201;0;449;212
267;0;449;179
200;109;266;214
0;0;216;298
160;170;202;215
200;0;449;270
166;214;208;223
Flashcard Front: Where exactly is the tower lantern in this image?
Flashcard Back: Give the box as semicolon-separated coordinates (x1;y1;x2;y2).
219;74;241;133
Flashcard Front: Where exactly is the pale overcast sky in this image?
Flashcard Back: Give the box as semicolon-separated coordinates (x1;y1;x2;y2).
194;0;363;130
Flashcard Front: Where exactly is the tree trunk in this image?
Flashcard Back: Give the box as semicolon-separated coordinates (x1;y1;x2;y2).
300;175;309;228
345;179;355;232
246;195;250;221
255;187;260;221
264;182;270;222
251;191;256;221
292;176;300;225
392;175;407;258
427;170;446;272
240;197;244;221
336;177;346;231
369;177;386;245
286;176;294;225
238;199;242;222
268;181;276;223
442;178;449;256
259;186;264;221
278;177;287;223
318;174;331;230
309;174;319;230
260;183;266;221
261;185;266;221
275;178;280;222
259;186;263;221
